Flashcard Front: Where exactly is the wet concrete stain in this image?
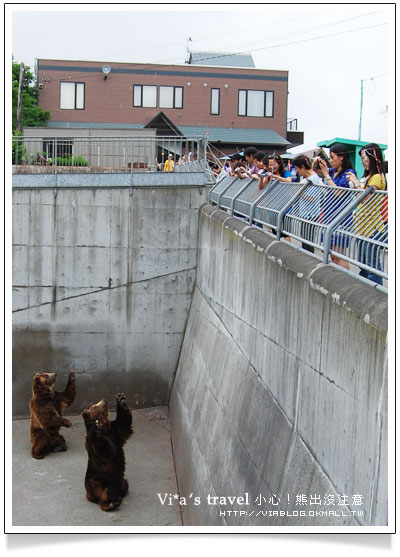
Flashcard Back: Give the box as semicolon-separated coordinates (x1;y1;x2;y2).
51;196;58;320
12;328;70;417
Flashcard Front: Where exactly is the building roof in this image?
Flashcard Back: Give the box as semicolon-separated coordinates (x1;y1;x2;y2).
143;112;183;136
317;137;387;150
188;51;255;68
45;118;289;146
47;121;144;129
178;126;289;146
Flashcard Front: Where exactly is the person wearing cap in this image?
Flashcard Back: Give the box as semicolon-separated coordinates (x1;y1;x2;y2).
163;154;174;172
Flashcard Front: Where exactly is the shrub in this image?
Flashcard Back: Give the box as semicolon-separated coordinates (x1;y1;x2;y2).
72;155;88;167
55;155;88;166
12;131;27;164
56;156;71;166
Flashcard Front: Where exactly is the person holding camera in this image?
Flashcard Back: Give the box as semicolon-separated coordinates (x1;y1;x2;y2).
229;153;247;179
312;143;356;188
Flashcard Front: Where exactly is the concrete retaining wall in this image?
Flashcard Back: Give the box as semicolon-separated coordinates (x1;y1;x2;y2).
170;205;388;527
12;184;205;416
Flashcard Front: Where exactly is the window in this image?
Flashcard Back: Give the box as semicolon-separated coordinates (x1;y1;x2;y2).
211;88;220;115
60;82;85;110
43;138;73;159
133;85;183;109
133;85;157;108
159;86;183;109
238;89;274;117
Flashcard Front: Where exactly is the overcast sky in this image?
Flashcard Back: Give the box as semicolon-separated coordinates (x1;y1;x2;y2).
8;3;393;153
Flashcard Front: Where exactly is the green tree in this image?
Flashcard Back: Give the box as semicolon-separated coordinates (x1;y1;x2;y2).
12;59;50;132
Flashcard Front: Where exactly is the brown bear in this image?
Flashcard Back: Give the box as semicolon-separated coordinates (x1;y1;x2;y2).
82;393;133;512
29;371;77;459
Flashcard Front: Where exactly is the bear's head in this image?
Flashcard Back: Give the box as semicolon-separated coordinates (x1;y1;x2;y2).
32;373;57;396
82;399;109;428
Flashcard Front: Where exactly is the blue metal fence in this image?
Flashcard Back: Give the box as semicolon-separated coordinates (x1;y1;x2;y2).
208;176;388;282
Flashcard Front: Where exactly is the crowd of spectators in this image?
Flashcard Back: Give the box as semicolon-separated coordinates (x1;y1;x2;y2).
216;143;387;285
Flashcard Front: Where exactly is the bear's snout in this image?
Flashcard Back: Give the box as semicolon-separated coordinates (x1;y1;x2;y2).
96;399;108;410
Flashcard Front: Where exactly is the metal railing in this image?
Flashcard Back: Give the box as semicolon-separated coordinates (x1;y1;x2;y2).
208;176;388;282
12;135;208;175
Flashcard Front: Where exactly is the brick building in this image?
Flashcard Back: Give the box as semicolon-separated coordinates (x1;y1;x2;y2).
35;54;303;157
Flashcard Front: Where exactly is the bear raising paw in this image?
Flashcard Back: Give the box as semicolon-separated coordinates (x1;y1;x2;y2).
29;371;77;460
82;393;133;512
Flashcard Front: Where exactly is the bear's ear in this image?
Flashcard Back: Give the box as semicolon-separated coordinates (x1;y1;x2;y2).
32;374;45;389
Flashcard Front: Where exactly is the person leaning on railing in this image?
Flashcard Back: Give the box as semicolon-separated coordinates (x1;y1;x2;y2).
345;143;387;285
258;154;292;190
229;153;247;179
242;149;266;180
312;143;357;270
242;146;258;177
246;151;266;180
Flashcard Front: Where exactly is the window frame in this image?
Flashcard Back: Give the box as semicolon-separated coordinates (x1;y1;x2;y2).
237;89;274;118
60;82;85;110
43;138;73;159
133;84;184;109
133;84;158;108
210;88;220;115
159;85;184;109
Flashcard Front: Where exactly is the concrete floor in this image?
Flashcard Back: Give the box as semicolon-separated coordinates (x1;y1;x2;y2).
12;406;182;527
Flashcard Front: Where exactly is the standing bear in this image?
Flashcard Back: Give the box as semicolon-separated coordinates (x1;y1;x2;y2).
82;393;133;511
29;371;77;459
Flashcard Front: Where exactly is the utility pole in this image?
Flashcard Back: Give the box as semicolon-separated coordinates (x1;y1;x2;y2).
358;73;386;141
185;37;192;64
16;62;24;132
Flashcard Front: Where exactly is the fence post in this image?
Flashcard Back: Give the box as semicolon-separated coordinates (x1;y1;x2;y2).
130;137;134;194
216;177;240;209
230;179;256;215
275;181;309;239
248;179;281;225
53;137;58;196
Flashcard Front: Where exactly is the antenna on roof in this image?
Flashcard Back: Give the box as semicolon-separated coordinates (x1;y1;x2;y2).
185;37;192;64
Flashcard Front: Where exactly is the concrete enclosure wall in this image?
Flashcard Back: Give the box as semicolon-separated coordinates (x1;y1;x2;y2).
12;181;388;527
170;205;388;527
12;184;205;416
